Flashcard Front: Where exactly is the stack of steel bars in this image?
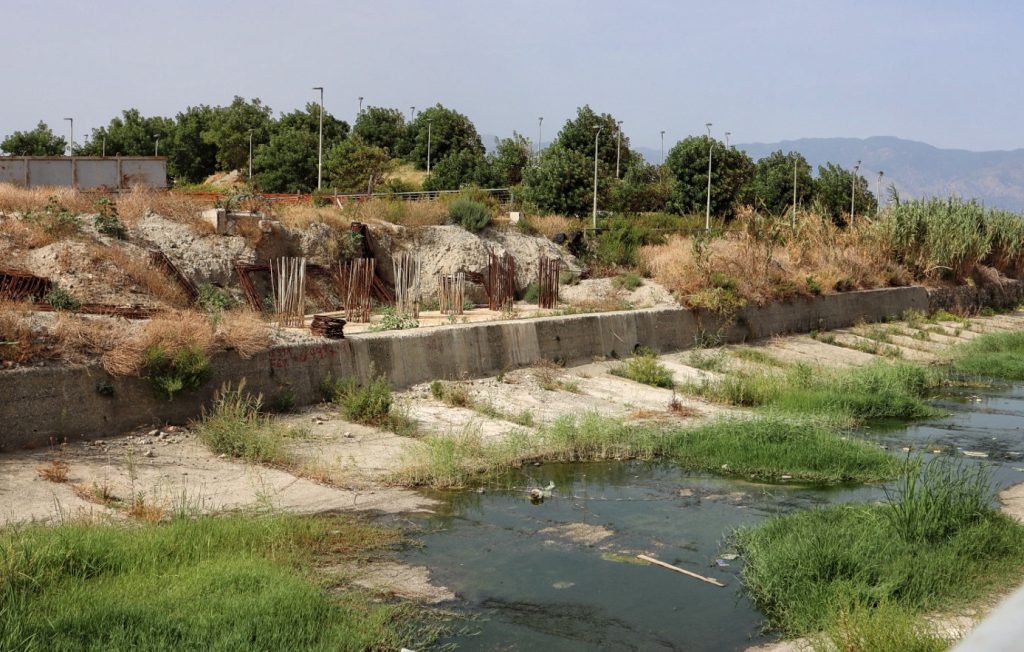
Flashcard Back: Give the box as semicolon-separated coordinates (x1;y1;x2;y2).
310;315;346;339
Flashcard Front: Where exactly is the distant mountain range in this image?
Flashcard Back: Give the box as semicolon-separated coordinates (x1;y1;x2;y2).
638;136;1024;212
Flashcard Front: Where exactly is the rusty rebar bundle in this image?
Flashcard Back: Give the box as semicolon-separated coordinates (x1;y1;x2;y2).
393;253;421;318
270;257;307;327
437;272;466;315
148;249;198;304
538;257;561;308
337;258;375;323
0;268;52;302
234;261;267;311
487;252;516;311
310;314;346;339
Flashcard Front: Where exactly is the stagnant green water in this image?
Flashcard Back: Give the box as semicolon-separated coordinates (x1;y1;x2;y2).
396;382;1024;651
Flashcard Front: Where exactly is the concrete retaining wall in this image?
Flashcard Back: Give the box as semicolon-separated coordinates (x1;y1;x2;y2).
0;283;991;450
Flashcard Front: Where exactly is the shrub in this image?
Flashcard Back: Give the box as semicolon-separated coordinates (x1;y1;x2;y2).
197;284;239;313
448;198;491;233
93;198;126;238
143;344;211;400
44;287;80;311
196;381;291;463
613;272;644;291
521;282;539;303
369;307;419;332
324;370;394;426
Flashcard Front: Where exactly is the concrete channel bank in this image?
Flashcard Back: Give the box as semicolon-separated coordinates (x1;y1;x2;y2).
2;282;1022;450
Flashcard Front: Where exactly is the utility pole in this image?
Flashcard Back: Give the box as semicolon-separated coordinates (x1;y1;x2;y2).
705;123;714;232
358;96;364;114
64;118;73;156
248;130;253;180
410;106;415;121
537;116;543;157
792;155;798;228
592;125;602;231
426;118;433;173
154;134;160;156
725;131;731;148
102;135;106;157
877;170;884;215
615;120;623;179
660;130;665;164
851;160;861;226
313;86;324;190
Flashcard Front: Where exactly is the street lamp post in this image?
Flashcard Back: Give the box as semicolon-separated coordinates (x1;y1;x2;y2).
248;130;254;180
102;135;106;157
358;96;364;114
851;160;861;226
725;131;731;148
660;130;665;164
537;116;543;157
592;126;602;231
426;118;433;173
64;118;73;156
313;86;324;190
410;106;415;121
705;123;714;232
877;171;884;214
792;155;798;228
154;134;160;156
615;120;623;179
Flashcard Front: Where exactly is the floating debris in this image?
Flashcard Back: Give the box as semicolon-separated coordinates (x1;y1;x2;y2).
962;451;989;458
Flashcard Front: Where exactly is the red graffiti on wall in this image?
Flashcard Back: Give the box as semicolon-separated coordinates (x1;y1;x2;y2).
269;342;349;369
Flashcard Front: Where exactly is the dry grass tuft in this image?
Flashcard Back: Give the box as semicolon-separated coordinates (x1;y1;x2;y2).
126;493;166;522
523;214;583;238
37;458;70;483
0;184;95;216
72;480;117;506
102;310;215;376
277;204;353;231
53;313;130;364
116;188;209;231
216;310;272;359
86;244;189;307
0;300;49;363
396;200;448;227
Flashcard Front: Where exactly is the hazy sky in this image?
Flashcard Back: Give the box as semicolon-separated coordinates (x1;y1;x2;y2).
5;0;1021;151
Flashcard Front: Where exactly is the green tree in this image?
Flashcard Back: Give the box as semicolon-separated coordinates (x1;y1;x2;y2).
664;136;754;218
813;162;877;224
552;105;634;176
521;144;606;217
253;103;348;192
422;149;492;191
610;162;674;213
749;150;814;216
352;106;405;155
166;105;218;183
202;97;274;172
324;136;393;193
79;109;174;157
488;133;532;187
405;104;483;170
0;121;67;155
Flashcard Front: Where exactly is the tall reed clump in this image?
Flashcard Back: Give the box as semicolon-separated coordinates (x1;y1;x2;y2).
735;458;1024;638
0;513;434;651
951;330;1024;380
877;197;991;281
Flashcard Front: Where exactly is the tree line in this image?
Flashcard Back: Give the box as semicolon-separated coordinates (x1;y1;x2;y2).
1;100;876;221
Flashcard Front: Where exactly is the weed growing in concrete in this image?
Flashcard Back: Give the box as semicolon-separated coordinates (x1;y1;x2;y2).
611;350;675;388
430;380;473;408
368;307;419;332
322;369;412;433
36;459;69;483
0;513;437;651
735;458;1024;638
195;381;294;464
143;344;211;400
952;331;1024;380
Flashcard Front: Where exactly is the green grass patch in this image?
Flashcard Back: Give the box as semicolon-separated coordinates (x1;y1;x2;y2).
731;347;784;367
664;416;901;484
611;351;675;388
612;272;644;291
684;360;943;421
952;331;1024;380
395;413;899;488
143;344;211;400
196;382;301;464
735;458;1024;637
0;513;436;651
